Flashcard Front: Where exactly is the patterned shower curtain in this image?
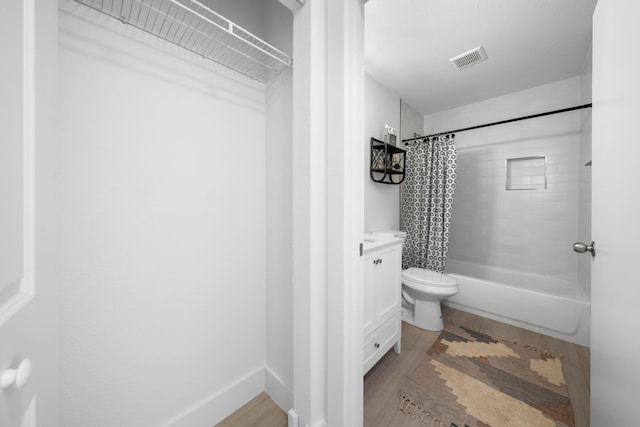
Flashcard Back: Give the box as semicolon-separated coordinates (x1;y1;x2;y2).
401;135;457;272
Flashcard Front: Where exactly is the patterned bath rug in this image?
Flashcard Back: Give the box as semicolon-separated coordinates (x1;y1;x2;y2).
398;323;574;427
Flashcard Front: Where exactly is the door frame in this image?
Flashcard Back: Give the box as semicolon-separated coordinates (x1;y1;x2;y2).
286;0;365;426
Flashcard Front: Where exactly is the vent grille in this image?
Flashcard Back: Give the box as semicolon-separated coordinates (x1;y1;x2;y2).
450;46;488;70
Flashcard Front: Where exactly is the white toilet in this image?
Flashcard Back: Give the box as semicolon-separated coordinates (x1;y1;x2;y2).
373;230;459;332
401;267;459;331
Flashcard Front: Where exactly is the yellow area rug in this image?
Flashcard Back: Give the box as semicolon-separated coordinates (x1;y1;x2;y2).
398;323;574;427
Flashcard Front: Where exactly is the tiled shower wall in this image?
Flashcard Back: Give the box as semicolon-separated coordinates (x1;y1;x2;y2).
425;77;584;282
450;127;580;280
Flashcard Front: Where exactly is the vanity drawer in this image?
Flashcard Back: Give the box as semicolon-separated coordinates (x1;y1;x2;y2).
363;313;401;374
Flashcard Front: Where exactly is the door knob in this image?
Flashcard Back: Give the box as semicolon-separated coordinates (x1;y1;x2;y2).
1;359;33;390
573;241;595;258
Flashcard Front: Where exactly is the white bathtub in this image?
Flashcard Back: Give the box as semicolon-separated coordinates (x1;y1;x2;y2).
444;260;590;347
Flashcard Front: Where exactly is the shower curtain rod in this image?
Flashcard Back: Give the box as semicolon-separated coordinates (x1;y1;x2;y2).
403;103;592;145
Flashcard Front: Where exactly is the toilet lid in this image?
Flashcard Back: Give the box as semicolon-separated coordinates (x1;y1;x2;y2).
402;267;458;287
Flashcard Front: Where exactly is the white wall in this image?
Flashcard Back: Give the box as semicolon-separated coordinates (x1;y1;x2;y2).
265;0;293;57
201;0;267;44
427;78;584;282
399;100;424;230
58;2;268;425
400;100;423;143
364;74;400;232
265;68;293;412
264;0;293;412
203;0;292;58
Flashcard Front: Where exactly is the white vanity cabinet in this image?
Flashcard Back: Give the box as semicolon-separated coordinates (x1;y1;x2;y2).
363;238;402;374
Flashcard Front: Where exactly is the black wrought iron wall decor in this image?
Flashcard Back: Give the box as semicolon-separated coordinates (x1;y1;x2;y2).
370;137;406;185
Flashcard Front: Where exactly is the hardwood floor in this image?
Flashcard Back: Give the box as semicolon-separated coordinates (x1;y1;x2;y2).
215;391;287;427
217;307;590;427
364;317;440;427
364;306;591;427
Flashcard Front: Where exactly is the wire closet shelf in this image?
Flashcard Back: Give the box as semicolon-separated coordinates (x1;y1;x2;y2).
74;0;292;83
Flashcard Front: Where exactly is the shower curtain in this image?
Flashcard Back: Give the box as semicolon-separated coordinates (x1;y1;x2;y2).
401;135;457;273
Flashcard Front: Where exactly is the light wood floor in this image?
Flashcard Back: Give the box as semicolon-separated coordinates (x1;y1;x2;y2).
215;391;287;427
217;307;590;427
364;306;590;427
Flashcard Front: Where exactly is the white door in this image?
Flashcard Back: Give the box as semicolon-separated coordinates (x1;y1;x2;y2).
591;0;640;424
0;1;58;425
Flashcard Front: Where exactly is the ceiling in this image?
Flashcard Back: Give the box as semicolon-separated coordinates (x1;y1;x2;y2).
364;0;598;115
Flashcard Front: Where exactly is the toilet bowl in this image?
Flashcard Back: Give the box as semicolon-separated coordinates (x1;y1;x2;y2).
370;230;459;331
401;267;459;331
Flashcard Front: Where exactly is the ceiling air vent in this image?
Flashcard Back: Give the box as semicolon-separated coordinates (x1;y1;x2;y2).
450;46;488;70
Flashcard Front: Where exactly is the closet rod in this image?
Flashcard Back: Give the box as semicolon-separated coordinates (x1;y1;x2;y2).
403;103;592;145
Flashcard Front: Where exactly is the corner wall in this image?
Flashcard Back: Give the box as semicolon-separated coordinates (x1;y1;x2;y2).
364;74;400;232
58;2;267;425
264;0;294;413
399;100;424;230
400;100;424;143
265;69;294;413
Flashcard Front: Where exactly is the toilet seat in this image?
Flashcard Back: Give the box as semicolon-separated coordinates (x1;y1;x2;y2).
402;267;457;288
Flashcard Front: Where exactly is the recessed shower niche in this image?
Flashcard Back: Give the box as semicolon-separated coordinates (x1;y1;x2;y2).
505;156;547;190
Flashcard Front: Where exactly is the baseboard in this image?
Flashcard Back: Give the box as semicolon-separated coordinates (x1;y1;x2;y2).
265;366;293;413
158;366;264;427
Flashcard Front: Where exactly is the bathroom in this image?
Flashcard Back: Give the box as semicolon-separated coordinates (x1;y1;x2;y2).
363;1;594;423
0;0;638;426
366;69;592;346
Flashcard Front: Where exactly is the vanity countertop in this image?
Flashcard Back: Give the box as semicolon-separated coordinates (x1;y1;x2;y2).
363;233;403;254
